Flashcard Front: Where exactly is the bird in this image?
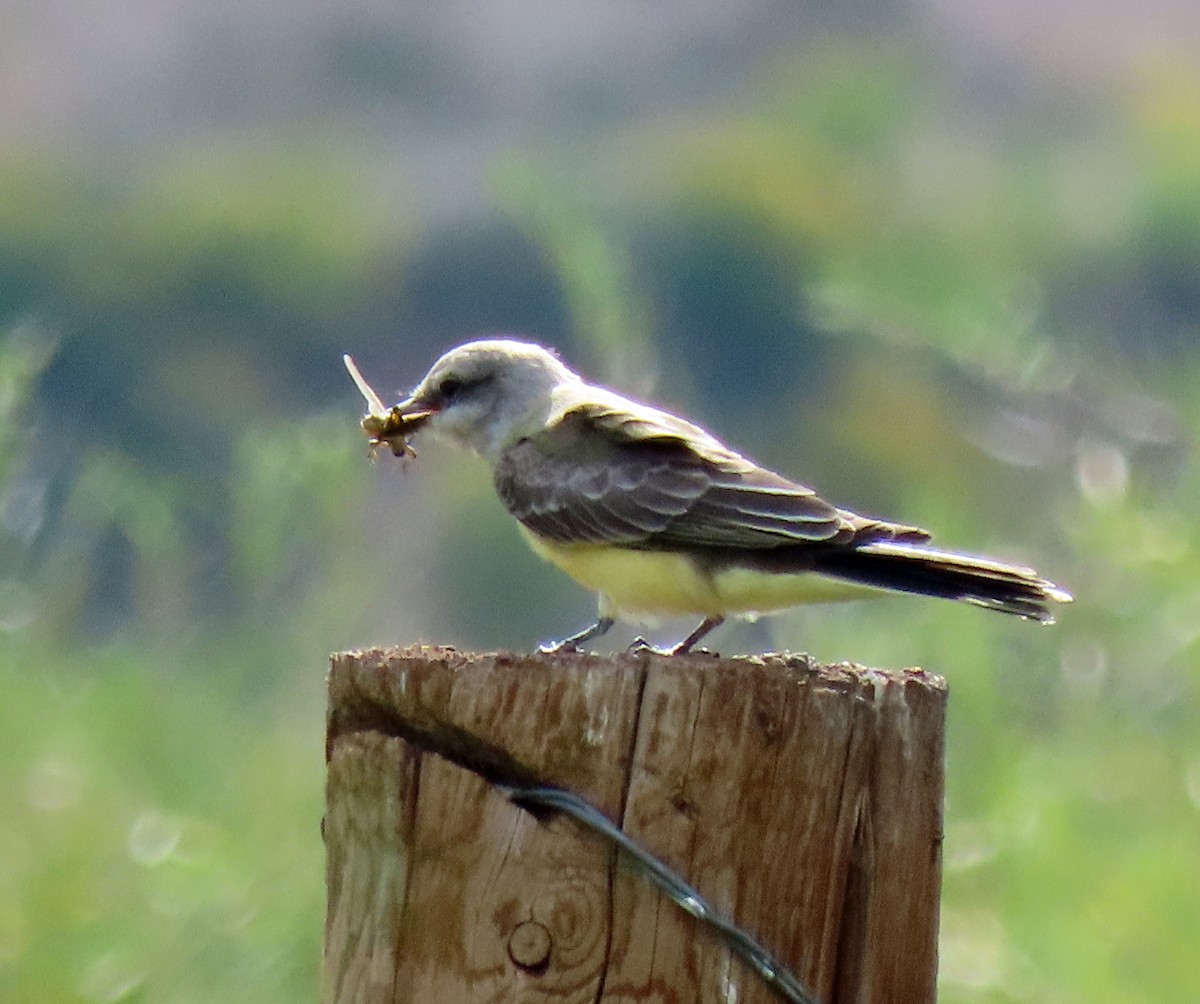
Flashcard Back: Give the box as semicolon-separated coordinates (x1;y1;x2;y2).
373;338;1071;655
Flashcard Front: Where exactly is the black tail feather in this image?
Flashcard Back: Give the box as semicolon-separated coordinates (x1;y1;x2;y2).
808;542;1071;622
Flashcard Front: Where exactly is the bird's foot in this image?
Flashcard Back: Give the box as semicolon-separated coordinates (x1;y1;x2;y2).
627;636;661;656
629;616;725;657
536;616;616;656
627;637;717;657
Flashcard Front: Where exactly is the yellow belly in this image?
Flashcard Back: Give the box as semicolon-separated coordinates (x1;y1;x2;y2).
518;527;879;620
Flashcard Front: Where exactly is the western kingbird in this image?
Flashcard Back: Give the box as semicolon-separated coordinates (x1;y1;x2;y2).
368;338;1071;654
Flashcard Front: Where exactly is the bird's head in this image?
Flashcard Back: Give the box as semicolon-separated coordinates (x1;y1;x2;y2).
396;339;580;461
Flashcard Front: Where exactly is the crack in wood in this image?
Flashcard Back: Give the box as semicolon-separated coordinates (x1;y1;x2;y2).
592;654;651;1004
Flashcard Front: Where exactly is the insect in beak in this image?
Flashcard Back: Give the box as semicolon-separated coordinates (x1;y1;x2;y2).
343;353;433;459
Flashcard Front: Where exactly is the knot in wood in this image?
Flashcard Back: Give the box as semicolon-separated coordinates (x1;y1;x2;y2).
507;919;553;972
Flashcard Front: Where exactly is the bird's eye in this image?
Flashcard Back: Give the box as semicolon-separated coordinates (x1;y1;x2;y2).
438;376;463;400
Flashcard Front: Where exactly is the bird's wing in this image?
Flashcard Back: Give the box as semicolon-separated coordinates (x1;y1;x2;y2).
493;399;930;550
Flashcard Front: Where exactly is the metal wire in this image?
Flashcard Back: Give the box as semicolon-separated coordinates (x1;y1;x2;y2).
505;784;819;1004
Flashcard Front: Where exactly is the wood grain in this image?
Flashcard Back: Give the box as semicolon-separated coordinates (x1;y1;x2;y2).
324;647;945;1004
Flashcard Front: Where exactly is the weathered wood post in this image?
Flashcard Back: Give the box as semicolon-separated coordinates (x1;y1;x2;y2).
324;646;945;1004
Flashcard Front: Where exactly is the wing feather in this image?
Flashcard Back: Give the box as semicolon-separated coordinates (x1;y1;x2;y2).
493;400;910;551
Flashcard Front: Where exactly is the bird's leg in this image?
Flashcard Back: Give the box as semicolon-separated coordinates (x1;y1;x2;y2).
629;616;725;657
538;616;615;655
672;615;724;655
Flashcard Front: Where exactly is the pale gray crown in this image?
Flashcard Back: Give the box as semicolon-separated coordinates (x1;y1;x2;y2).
407;339;581;460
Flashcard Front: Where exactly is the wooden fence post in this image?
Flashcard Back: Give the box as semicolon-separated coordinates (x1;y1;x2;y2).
323;646;946;1004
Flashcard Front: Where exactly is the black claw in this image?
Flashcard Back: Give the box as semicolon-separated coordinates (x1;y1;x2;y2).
628;637;674;657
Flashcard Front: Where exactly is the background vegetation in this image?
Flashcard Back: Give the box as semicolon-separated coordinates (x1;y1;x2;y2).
1;4;1197;1002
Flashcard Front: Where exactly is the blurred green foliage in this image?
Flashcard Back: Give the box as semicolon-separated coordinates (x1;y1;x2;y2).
1;36;1199;1004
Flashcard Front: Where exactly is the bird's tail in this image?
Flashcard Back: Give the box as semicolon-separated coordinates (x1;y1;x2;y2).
809;541;1073;623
